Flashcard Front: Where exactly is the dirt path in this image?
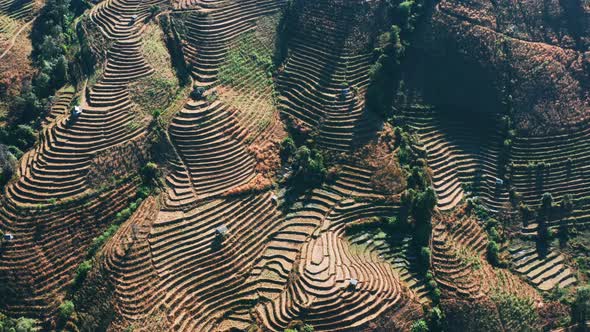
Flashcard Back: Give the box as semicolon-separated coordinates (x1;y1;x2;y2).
0;17;35;60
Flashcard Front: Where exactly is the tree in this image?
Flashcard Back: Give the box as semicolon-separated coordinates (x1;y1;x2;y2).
149;4;160;17
366;25;405;118
540;192;554;214
413;187;437;244
280;136;296;160
427;306;445;332
7;87;43;124
73;260;92;288
14;125;36;150
291;146;326;186
571;286;590;327
537;192;554;245
419;246;431;272
487;241;500;266
0;145;17;187
561;194;574;212
141;162;160;185
52;55;69;87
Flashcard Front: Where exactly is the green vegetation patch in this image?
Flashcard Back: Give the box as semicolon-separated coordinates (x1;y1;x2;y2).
218;31;274;96
130;23;181;114
490;290;539;331
217;30;277;139
0;312;38;331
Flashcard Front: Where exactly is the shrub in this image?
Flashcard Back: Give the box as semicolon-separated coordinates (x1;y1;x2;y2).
14;317;36;332
58;301;75;321
487;226;500;243
72;260;92;288
0;314;37;332
427;306;444;331
384;216;408;233
410;319;429;332
87;224;119;258
432;287;441;303
539;301;570;330
301;325;314;332
137;186;151;199
151;109;161;119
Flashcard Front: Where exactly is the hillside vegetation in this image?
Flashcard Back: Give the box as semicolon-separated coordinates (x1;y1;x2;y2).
0;0;588;331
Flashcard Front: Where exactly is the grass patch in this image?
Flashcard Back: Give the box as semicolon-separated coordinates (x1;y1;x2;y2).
217;31;277;138
130;23;180;113
218;31;274;95
456;247;482;270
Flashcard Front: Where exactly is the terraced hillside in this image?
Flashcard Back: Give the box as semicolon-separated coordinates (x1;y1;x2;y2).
400;107;508;212
0;0;36;55
275;0;378;152
1;0;589;330
165;0;286;207
509;244;577;291
0;0;164;319
431;214;540;301
511;123;590;234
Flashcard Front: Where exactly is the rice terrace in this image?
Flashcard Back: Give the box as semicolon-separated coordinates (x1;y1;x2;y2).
0;0;589;331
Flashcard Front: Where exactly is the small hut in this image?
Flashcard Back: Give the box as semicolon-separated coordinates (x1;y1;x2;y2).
215;225;228;237
270;194;279;205
129;14;138;26
71;106;82;118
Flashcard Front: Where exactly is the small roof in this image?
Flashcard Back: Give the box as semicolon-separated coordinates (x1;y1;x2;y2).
72;106;82;115
215;225;228;235
270;194;278;203
3;233;14;240
349;278;358;286
495;178;504;184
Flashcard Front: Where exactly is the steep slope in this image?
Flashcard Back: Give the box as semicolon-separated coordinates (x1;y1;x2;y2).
0;0;165;319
